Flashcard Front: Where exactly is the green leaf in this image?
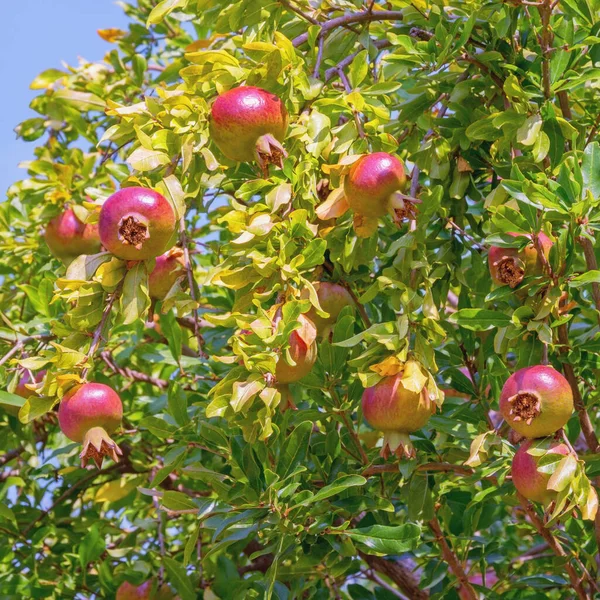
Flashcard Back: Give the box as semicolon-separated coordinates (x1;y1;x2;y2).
120;262;150;325
168;382;190;426
344;523;421;555
582;142;600;199
161;491;198;511
147;0;189;25
163;556;196;600
276;421;312;479
349;50;369;88
19;396;56;424
449;309;512;331
30;68;65;90
547;455;578;492
140;416;177;439
54;89;106;111
290;475;366;508
569;270;600;288
127;147;170;171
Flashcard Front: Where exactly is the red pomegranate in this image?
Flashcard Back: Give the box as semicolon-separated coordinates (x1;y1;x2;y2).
149;248;186;300
58;383;123;468
512;438;571;504
499;365;573;438
209;86;288;171
275;314;318;384
116;580;178;600
45;208;101;263
362;369;434;458
305;282;354;336
344;153;407;218
99;187;176;261
488;232;553;288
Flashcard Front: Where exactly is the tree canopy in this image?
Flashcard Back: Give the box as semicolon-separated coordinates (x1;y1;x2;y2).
2;0;600;598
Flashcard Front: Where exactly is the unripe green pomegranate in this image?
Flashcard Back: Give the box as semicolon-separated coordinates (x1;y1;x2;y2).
362;370;434;458
149;248;186;300
344;153;407;218
488;232;552;288
499;365;573;438
58;383;123;468
305;282;354;336
209;86;288;171
45;208;101;263
275;315;318;384
99;187;176;261
116;580;178;600
512;438;570;504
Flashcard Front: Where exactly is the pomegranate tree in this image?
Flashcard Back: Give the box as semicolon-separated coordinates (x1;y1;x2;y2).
99;187;176;261
488;232;553;288
362;367;435;458
499;365;573;438
45;208;101;263
512;438;571;504
58;383;123;468
149;248;186;300
209;86;288;172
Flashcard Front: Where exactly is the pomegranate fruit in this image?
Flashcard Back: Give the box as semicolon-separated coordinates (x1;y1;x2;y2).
99;187;176;261
512;438;570;504
149;248;186;300
15;370;45;399
275;314;318;384
344;153;407;218
488;232;553;288
45;208;101;262
116;580;178;600
305;282;354;336
362;371;435;458
58;382;123;468
499;365;573;438
209;86;288;172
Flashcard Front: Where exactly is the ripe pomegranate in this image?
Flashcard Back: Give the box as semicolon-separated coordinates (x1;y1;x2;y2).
488;232;553;288
116;580;178;600
58;383;123;468
512;438;571;504
305;282;354;336
209;86;288;172
362;371;435;458
344;153;408;218
14;370;46;399
149;248;186;300
45;208;101;262
99;187;176;261
275;315;318;384
499;365;573;438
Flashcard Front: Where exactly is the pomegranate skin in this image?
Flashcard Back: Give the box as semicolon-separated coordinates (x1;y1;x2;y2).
512;438;570;504
499;365;573;438
149;248;186;300
58;383;122;443
306;282;354;335
488;232;552;288
275;330;317;384
116;581;178;600
344;153;406;218
209;86;288;163
362;375;432;434
99;187;176;261
45;208;101;262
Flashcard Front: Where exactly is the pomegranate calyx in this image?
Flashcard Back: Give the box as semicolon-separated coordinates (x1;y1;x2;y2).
493;255;526;288
381;431;415;460
254;133;287;173
507;391;542;425
80;426;123;469
117;214;150;250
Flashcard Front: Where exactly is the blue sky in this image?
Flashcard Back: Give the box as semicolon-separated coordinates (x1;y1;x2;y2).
1;1;129;196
